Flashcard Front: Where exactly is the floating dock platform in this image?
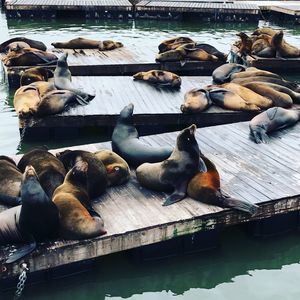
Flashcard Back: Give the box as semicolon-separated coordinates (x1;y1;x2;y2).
1;47;224;88
230;45;300;74
17;76;264;140
1;121;300;282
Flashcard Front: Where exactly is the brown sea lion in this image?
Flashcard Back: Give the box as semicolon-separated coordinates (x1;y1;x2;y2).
155;48;186;62
133;70;181;88
94;149;130;186
29;81;56;98
0;37;47;52
252;27;277;37
251;34;272;55
240;82;293;108
56;150;108;199
181;88;211;113
136;124;207;206
187;155;258;214
176;43;218;62
20;67;54;86
101;40;123;50
13;85;41;118
52;160;107;240
230;69;282;80
3;48;58;67
6;42;30;53
212;63;246;84
249;107;300;144
158;36;194;53
18;148;66;198
236;32;252;56
193;43;227;62
0;156;22;206
271;30;300;58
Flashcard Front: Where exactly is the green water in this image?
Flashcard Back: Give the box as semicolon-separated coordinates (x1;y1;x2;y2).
1;8;300;299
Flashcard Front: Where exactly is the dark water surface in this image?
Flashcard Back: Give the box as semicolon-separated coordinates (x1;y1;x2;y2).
1;8;300;300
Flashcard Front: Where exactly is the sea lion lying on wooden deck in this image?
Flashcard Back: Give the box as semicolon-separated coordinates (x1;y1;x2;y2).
0;37;47;52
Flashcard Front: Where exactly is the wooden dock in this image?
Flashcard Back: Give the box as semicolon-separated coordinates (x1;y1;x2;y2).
17;76;264;140
230;45;300;74
1;47;224;88
1;121;300;281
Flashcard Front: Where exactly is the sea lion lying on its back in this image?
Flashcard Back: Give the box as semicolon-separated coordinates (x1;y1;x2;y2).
249;107;300;144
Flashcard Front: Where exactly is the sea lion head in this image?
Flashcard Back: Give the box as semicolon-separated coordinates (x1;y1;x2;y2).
57;53;68;67
51;42;64;48
23;165;38;181
133;72;144;80
236;32;249;40
181;88;209;113
176;124;198;153
119;103;134;122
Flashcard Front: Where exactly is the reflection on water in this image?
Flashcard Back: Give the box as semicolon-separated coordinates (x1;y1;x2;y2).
1;227;300;300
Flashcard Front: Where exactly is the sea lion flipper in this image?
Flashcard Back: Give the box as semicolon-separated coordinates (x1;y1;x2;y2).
162;180;188;206
0;194;21;206
5;240;36;264
75;95;90;105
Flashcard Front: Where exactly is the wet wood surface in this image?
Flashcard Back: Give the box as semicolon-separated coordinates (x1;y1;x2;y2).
1;121;300;279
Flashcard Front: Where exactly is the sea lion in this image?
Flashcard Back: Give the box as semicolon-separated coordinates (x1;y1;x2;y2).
212;63;246;84
3;48;58;67
271;30;300;58
184;48;218;62
181;88;211;113
187;155;258;214
252;27;277;37
205;83;273;111
136;124;207;206
94;150;130;186
18;148;66;198
231;76;300;92
251;34;272;55
249;107;300;144
13;85;41;118
6;42;30;53
52;160;107;240
112;104;173;167
0;156;22;206
29;81;56;98
54;53;95;105
240;82;293;108
230;68;282;80
133;70;181;88
101;40;123;51
56;150;108;199
0;37;47;52
155;48;186;62
194;43;227;62
236;32;252;56
2;165;59;264
158;36;194;53
20;67;54;86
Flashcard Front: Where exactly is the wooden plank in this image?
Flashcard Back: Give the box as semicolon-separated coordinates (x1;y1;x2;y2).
1;121;300;280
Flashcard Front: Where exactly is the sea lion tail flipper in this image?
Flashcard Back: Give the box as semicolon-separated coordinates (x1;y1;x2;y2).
75;94;90;105
5;241;36;264
218;192;258;215
180;60;187;67
0;193;21;206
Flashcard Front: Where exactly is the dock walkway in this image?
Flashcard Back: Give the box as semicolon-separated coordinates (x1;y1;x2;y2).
1;121;300;280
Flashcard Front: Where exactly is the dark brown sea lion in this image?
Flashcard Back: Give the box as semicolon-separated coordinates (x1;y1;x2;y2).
187;155;258;214
52;160;107;240
236;32;252;56
112;104;173;167
205;83;273;111
136;124;207;206
94;149;130;186
181;88;211;113
240;82;293;108
158;36;194;53
212;63;246;84
0;156;22;206
20;67;54;86
2;47;58;67
13;85;41;118
133;70;181;88
18;149;66;198
271;30;300;58
56;150;108;199
0;37;47;52
2;165;59;264
54;53;95;105
249;107;300;144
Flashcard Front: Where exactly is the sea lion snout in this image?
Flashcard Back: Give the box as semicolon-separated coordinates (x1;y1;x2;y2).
188;124;197;135
120;103;134;119
23;165;38;179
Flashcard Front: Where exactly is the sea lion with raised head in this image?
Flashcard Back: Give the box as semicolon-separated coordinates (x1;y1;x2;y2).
271;30;300;58
212;63;246;84
136;124;207;206
236;32;252;56
94;149;130;186
112;104;173;167
133;70;181;88
0;37;47;52
52;160;107;240
181;88;211;113
187;155;258;214
249;107;300;144
20;67;54;86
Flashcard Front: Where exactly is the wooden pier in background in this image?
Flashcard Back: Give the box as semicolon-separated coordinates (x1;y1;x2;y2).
17;76;264;140
1;121;300;281
2;47;224;87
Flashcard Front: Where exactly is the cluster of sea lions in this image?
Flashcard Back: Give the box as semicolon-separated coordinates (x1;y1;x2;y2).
181;63;300;114
0;37;58;67
14;53;95;118
234;27;300;58
156;36;227;63
0;147;130;263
